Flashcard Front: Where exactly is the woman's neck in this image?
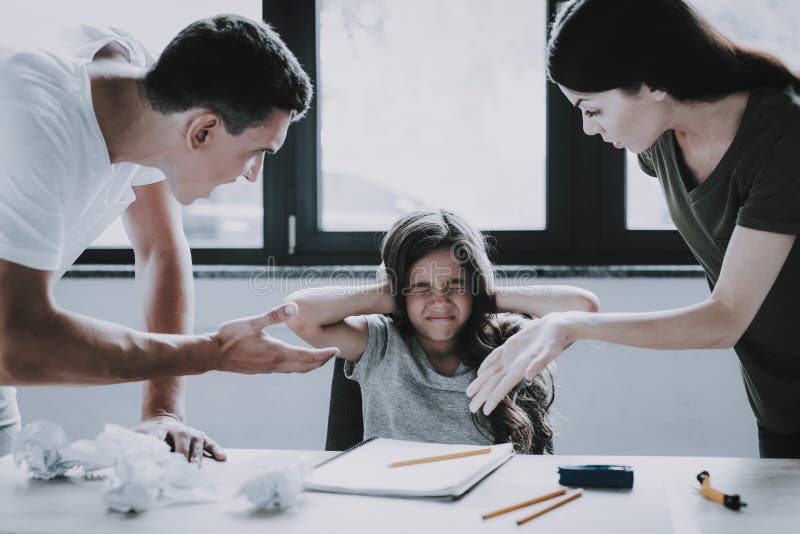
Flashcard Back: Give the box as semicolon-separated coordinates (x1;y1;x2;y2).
669;92;750;183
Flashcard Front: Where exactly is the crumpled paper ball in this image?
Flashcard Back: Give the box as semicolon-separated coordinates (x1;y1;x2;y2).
12;420;111;479
90;424;210;513
12;421;214;513
239;459;311;510
93;424;176;513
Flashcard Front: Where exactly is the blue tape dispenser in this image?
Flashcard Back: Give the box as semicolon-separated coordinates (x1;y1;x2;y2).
558;465;634;489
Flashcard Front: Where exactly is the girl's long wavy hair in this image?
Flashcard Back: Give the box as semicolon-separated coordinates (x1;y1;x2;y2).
547;0;800;101
380;210;555;454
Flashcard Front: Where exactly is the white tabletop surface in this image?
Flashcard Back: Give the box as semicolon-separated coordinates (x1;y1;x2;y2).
1;450;798;533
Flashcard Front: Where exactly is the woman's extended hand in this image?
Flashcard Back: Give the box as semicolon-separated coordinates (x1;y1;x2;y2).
466;312;575;415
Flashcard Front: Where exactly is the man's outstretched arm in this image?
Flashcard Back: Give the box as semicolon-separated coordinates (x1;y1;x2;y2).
0;255;211;384
0;259;338;385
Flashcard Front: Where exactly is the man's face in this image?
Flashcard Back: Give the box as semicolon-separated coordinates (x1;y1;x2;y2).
165;109;292;204
559;85;669;154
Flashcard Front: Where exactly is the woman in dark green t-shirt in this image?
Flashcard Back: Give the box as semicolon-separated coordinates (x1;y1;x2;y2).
466;0;800;458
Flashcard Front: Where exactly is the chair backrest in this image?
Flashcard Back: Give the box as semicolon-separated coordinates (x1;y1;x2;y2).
325;357;364;451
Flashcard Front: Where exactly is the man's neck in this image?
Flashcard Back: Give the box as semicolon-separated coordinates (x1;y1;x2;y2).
87;60;174;167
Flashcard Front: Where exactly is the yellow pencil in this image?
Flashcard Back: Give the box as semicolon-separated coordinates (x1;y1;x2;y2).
389;447;492;468
482;489;567;520
516;490;583;526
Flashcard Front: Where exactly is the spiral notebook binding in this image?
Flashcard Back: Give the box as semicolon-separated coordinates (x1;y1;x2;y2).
314;436;378;469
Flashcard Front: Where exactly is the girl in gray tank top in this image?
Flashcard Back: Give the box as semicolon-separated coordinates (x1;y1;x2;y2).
286;210;599;453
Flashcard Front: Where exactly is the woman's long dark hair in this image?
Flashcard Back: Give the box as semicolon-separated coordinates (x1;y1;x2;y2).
380;210;555;454
547;0;799;101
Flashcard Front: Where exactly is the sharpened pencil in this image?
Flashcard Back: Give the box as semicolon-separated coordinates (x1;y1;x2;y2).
516;490;583;526
482;489;567;519
389;447;492;467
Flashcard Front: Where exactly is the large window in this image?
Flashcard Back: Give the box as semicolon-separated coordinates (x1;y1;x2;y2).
267;0;796;265
317;0;547;232
265;0;692;265
263;0;573;266
2;0;796;265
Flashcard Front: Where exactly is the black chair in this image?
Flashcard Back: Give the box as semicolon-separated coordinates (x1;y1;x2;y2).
325;357;364;451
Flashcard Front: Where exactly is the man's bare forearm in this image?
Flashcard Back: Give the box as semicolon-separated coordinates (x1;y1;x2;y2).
137;244;194;421
0;306;216;385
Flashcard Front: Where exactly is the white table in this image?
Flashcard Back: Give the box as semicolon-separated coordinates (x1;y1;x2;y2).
1;450;798;533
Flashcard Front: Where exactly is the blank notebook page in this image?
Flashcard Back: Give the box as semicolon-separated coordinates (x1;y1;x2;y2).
305;438;514;497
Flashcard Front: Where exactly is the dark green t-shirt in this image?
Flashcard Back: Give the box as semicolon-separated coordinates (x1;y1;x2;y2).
638;86;800;434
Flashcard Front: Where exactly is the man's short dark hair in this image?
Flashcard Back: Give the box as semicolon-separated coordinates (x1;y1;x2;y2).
143;14;312;135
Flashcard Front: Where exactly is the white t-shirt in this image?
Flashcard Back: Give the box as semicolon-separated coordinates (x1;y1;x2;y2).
0;25;165;434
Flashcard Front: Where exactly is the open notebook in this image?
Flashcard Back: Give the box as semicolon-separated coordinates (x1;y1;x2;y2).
305;438;514;498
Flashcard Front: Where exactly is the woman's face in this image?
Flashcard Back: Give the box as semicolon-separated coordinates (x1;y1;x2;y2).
559;84;670;153
404;247;473;345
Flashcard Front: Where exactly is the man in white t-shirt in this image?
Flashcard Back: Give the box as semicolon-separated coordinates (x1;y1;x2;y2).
0;16;339;459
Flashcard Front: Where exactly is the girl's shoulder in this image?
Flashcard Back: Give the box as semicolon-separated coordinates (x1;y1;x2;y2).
348;314;410;381
361;313;409;354
361;313;400;333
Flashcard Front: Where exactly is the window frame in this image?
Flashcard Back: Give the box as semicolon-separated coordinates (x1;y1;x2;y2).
79;0;696;266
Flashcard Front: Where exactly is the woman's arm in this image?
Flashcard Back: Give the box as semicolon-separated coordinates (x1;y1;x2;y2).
285;282;396;362
494;284;599;317
468;225;796;415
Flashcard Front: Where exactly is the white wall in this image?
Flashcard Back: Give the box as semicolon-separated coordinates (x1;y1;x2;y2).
15;273;756;457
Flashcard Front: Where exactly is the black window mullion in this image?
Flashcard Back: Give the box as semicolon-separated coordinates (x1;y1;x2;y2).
263;0;317;265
